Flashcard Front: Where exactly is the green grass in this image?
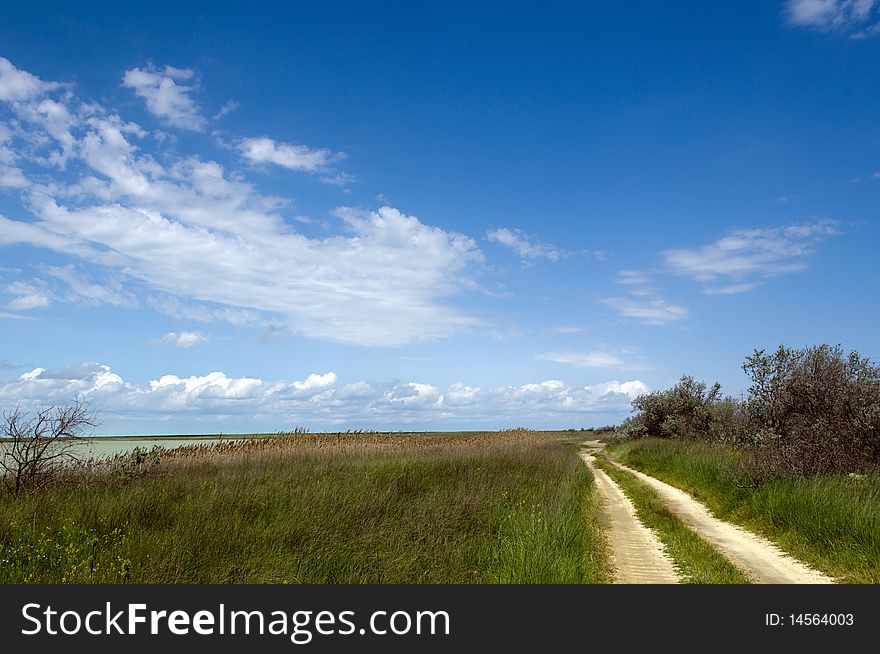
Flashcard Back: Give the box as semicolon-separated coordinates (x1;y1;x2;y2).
0;432;611;584
608;439;880;583
594;454;750;584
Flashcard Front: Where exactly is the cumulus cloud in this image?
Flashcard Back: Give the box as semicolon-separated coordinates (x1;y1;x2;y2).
662;220;839;294
785;0;880;34
122;65;206;130
0;362;648;431
152;331;209;349
486;227;560;262
0;58;483;346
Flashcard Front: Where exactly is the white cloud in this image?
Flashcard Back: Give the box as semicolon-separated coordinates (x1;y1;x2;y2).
0;57;59;102
292;372;337;392
617;270;654;286
486;227;560;261
0;362;649;430
46;265;139;308
662;220;838;293
122;65;206;131
594;380;650;399
603;297;688;325
0;59;484;347
0;165;29;189
5;281;51;310
147;296;262;327
238;136;350;176
212;100;239;121
551;326;583;334
152;331;209;349
537;350;623;368
785;0;879;34
603;221;837;325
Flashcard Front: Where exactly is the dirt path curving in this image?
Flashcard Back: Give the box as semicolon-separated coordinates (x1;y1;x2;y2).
579;445;680;584
593;443;834;584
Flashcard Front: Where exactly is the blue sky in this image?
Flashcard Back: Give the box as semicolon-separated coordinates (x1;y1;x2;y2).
1;1;878;434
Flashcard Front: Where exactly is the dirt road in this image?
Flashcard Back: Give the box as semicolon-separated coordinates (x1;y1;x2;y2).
579;445;681;583
589;441;834;584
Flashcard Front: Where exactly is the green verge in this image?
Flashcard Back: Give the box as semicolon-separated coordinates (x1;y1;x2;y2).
594;454;750;584
608;439;880;584
0;436;611;584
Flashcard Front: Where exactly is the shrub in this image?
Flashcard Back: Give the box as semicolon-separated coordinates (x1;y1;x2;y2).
109;446;162;482
1;400;96;496
614;344;880;476
742;344;880;476
613;375;742;442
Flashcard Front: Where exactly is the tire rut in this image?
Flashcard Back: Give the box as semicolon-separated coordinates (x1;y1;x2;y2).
579;447;681;584
592;442;834;584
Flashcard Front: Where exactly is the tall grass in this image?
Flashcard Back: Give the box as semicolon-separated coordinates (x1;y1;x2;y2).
0;432;610;584
609;439;880;583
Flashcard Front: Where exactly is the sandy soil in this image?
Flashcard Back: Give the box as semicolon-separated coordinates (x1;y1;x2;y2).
596;446;834;584
579;445;681;584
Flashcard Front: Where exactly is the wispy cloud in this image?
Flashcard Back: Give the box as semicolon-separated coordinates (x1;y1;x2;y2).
551;325;583;334
122;65;206;130
486;227;560;262
603;297;689;325
238;136;337;172
151;331;209;349
212;100;239;121
46;265;139;308
537;350;623;368
785;0;880;36
4;281;51;311
662;220;839;294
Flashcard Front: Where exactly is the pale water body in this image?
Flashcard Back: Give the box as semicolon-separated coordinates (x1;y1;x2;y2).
1;436;254;461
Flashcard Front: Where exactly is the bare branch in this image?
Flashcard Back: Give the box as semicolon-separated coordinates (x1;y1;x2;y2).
1;398;96;496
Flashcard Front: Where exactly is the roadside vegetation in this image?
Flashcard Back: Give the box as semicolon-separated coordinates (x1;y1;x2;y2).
0;430;611;584
607;343;880;583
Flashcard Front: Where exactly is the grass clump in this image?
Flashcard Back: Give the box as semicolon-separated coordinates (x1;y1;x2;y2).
1;431;610;584
609;439;880;583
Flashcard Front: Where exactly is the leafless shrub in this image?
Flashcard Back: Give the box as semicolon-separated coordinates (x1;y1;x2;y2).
1;399;96;496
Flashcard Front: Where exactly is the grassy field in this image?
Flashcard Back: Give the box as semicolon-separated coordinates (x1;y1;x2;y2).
0;431;611;584
594;454;750;584
608;438;880;583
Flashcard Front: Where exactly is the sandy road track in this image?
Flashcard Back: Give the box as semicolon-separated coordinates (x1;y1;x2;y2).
592;442;834;584
579;445;681;584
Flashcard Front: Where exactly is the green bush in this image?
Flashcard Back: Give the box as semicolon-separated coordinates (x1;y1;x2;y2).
613;375;746;443
613;344;880;477
742;345;880;475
